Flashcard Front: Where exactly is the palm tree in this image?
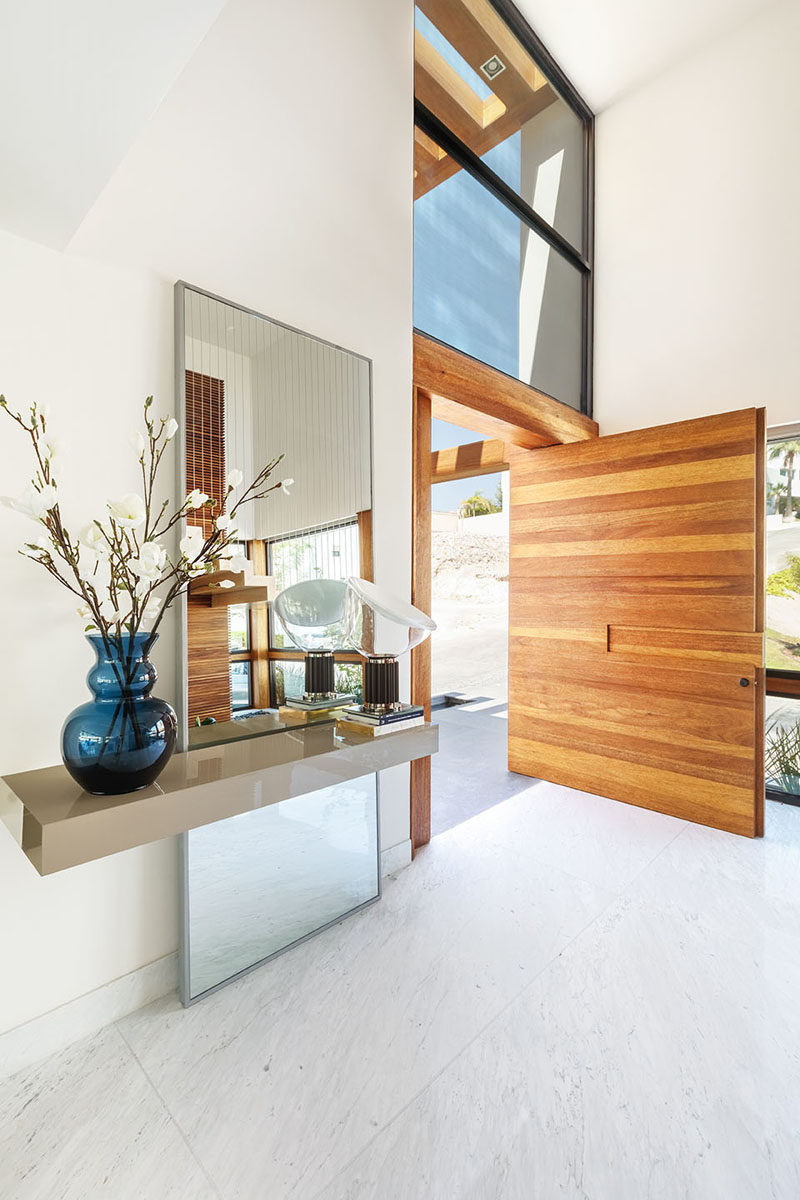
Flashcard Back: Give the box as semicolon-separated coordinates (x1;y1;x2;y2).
768;441;800;521
768;480;787;517
458;490;499;518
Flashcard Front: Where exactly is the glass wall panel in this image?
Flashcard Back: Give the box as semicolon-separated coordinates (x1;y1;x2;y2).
414;2;584;250
268;519;361;650
766;696;800;801
228;604;250;652
230;660;251;710
272;659;363;707
414;141;582;409
765;436;800;669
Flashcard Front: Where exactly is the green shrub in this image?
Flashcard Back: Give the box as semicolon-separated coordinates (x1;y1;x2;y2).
766;553;800;597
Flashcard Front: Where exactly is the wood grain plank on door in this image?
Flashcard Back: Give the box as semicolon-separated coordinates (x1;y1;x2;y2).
508;407;766;837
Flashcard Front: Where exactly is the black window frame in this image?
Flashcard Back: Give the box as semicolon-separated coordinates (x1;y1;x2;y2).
413;0;595;416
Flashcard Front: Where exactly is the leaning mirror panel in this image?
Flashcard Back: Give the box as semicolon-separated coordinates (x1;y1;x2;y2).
176;283;376;1003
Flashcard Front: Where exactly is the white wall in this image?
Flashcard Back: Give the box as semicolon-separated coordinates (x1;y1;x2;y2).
0;234;179;1033
0;0;413;1034
594;0;800;435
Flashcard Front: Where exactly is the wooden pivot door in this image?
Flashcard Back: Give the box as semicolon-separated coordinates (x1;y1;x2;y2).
508;408;766;837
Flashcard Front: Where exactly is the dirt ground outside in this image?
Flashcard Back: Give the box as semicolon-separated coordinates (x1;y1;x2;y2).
431;530;508;702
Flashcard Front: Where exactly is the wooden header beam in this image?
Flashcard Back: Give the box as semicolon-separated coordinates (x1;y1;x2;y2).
432;438;509;484
415;332;598;449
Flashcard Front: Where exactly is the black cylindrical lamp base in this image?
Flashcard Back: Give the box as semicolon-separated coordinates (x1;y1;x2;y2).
363;655;399;713
304;651;336;700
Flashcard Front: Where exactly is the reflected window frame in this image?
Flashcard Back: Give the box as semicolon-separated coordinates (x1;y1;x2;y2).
413;0;594;415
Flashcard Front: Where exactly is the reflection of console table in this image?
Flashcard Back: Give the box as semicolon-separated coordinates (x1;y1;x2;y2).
0;722;438;876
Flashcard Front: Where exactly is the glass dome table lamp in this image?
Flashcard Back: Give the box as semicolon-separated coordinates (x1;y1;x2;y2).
273;579;356;710
343;577;436;718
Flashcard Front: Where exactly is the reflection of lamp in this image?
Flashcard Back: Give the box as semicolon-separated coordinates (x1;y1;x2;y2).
273;579;356;710
342;577;435;724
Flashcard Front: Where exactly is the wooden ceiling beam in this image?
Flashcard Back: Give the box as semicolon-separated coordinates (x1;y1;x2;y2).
415;331;598;449
432;438;509;483
415;30;487;145
417;0;548;113
430;395;552;450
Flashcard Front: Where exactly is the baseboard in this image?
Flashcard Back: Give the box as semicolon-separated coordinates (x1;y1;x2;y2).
2;846;413;1080
0;953;178;1082
380;839;412;877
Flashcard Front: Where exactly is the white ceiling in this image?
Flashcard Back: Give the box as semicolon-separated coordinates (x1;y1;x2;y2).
0;0;784;251
0;0;228;249
514;0;782;111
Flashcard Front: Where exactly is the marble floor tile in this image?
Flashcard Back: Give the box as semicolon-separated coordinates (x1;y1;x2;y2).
7;791;799;1200
444;780;688;893
431;705;530;837
0;1025;219;1200
317;818;800;1200
117;797;615;1199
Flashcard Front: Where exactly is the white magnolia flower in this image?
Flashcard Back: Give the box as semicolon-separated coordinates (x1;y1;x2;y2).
164;418;179;440
1;484;58;520
99;598;127;624
134;577;151;599
226;468;243;489
185;489;209;510
216;513;235;531
107;493;146;528
227;554;249;573
281;477;294;496
78;523;109;558
130;540;167;581
180;527;204;558
76;604;93;620
217;579;236;590
129;431;146;456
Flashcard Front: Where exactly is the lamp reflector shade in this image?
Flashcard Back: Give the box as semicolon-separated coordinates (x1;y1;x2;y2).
273;578;348;652
344;577;436;658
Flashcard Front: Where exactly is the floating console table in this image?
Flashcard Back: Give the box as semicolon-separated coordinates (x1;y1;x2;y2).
1;722;438;877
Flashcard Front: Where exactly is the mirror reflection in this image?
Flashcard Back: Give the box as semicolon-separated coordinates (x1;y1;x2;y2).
179;285;373;748
177;284;377;1004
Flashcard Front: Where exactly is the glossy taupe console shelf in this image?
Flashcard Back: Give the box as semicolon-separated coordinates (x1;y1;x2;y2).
1;722;438;876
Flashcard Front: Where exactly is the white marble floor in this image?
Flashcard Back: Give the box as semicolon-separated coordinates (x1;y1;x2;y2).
431;701;525;837
2;784;799;1200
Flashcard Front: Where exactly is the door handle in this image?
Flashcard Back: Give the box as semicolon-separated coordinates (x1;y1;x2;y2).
739;678;750;687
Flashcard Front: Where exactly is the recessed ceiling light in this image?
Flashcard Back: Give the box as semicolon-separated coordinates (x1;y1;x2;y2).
480;55;506;81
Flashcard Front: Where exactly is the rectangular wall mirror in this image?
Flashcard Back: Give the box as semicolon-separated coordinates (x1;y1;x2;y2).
175;282;377;1002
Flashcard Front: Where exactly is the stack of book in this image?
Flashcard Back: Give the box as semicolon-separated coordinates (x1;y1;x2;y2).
337;704;425;738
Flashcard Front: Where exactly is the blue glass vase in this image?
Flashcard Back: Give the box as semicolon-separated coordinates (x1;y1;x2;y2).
61;633;177;795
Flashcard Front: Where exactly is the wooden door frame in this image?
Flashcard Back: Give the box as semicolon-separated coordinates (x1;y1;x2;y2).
410;386;432;850
410;333;598;852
